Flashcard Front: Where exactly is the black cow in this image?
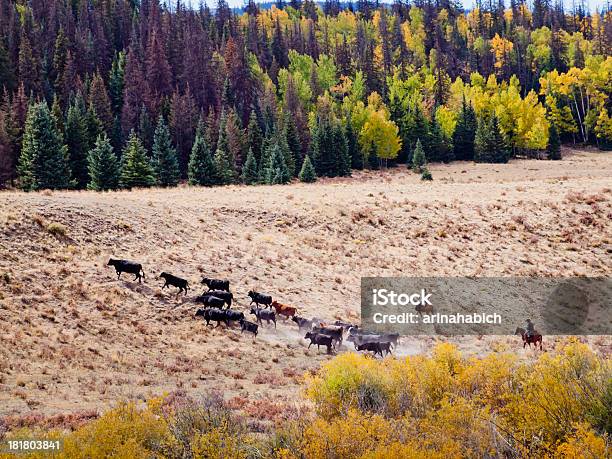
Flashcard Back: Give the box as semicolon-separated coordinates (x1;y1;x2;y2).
194;294;226;308
248;291;272;308
195;308;228;327
312;326;343;347
250;307;276;328
225;309;245;325
304;332;334;354
159;272;189;294
292;316;313;331
240;319;258;337
356;341;391;357
206;290;233;307
334;320;357;330
348;332;400;349
201;278;230;292
108;258;145;283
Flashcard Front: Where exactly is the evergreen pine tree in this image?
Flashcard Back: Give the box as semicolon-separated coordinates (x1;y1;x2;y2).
247;110;263;166
87;134;120;191
264;143;290;184
138;105;154;152
258;132;273;183
333;121;351;176
214;111;236;185
411;138;426;172
453;97;477;160
188;121;216;186
298;154;317;183
119;131;156;188
547;122;562;160
427;117;453;163
241;147;258;185
152;116;180;186
18;102;71;191
277;128;295;177
284;114;301;175
346;118;362;170
474;115;509;163
65;99;89;188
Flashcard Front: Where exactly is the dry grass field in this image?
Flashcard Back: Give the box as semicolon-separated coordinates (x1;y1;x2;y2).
0;147;611;426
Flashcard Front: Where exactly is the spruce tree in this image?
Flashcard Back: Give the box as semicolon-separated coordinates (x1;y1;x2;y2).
284;114;301;176
87;134;120;191
411;138;426;172
427;117;453;163
547;122;562;160
277;128;295;177
346;118;362;170
247;110;263;166
241;147;258;185
298;154;317;183
18;102;71;191
333;121;351;177
188;122;216;186
119;131;156;188
152;116;180;186
258;133;273;183
474;115;509;163
214;111;236;185
65;99;89;188
264;143;290;184
453;97;477;160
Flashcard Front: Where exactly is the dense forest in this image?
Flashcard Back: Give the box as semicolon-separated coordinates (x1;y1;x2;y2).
0;0;610;190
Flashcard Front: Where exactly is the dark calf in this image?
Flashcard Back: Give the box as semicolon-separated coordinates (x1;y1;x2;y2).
225;309;245;325
304;332;333;354
195;294;226;308
240;319;258;337
356;341;391;357
206;290;233;307
159;272;189;294
312;325;343;347
201;278;230;292
108;258;145;283
248;291;272;308
292;316;313;331
195;308;228;327
250;307;276;328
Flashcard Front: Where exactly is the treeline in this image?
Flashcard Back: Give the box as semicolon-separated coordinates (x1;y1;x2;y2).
0;0;610;190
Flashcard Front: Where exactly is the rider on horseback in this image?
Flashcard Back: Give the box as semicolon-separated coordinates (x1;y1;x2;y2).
525;319;535;338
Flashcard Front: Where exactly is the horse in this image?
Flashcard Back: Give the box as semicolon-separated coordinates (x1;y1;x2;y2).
515;327;543;350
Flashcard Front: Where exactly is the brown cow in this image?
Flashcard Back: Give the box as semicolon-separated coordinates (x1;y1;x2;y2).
271;301;297;319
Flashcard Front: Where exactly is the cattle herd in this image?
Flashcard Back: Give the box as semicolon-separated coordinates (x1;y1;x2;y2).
107;258;400;356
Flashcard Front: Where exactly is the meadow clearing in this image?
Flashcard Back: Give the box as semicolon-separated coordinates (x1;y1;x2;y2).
0;147;610;426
